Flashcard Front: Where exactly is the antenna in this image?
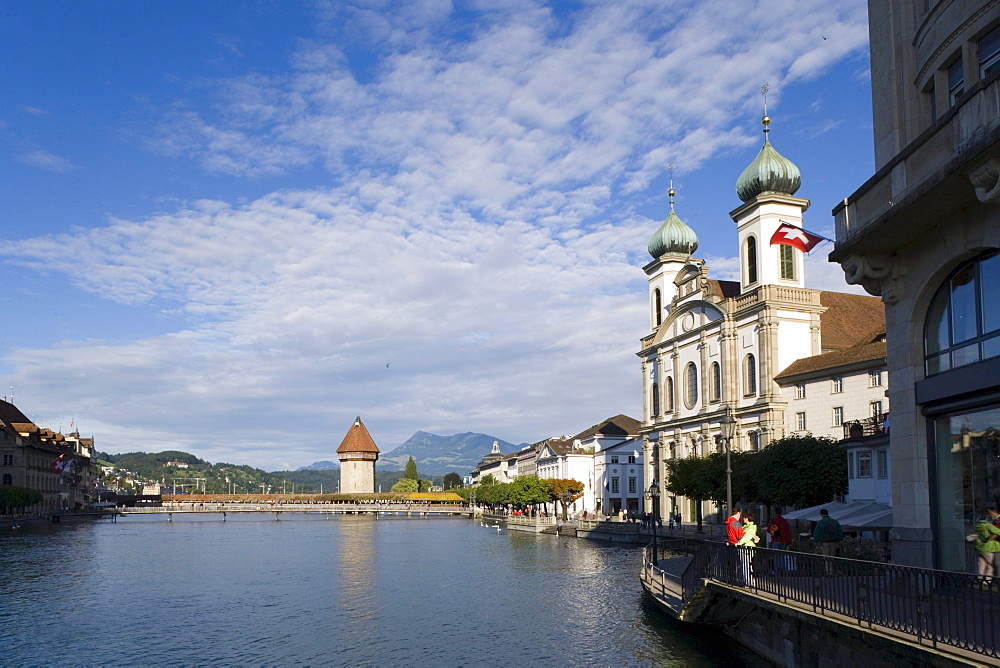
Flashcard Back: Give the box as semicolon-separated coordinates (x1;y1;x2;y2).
667;162;676;207
761;82;770;115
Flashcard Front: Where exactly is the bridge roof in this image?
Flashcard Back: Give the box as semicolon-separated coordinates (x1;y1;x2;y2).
336;416;380;454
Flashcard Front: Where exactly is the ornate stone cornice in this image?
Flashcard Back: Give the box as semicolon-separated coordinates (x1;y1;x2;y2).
841;253;903;304
969;157;1000;204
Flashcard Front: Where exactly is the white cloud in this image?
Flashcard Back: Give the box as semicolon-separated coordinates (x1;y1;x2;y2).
16;150;77;173
1;0;871;470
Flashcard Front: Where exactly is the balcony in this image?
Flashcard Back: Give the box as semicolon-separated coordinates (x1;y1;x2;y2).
842;415;888;441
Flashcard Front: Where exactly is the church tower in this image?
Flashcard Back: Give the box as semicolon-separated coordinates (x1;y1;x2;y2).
644;181;699;331
731;115;809;292
336;416;380;493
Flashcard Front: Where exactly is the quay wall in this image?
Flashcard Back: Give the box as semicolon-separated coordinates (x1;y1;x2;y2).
695;584;984;668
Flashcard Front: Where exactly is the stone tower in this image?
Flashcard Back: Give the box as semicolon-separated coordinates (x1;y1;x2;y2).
336;416;380;494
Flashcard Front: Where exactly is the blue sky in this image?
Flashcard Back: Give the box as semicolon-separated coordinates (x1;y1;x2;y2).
0;0;874;471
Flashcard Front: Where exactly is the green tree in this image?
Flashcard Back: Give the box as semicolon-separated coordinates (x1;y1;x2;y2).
509;475;551;508
665;455;724;531
548;478;585;520
0;485;43;512
442;472;462;490
404;456;419;481
391;478;419;493
754;435;847;508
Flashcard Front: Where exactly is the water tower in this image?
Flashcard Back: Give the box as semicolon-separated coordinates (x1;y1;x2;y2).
336;416;380;493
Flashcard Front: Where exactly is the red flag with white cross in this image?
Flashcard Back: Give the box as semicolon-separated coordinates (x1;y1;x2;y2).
769;222;827;253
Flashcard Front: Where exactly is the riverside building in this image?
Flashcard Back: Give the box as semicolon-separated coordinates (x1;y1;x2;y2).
639;117;886;526
831;1;1000;569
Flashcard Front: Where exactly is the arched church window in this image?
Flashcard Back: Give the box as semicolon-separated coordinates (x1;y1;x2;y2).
666;377;675;412
744;354;757;396
780;245;795;280
710;362;721;402
684;362;698;409
746;236;758;284
651;383;660;417
925;250;1000;375
654;289;662;327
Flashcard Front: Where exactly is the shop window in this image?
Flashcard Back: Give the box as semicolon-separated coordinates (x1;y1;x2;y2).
924;251;1000;375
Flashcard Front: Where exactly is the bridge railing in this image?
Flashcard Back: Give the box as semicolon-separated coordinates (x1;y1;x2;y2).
644;540;1000;661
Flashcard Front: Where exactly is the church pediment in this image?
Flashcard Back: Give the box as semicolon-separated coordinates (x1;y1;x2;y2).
649;301;725;347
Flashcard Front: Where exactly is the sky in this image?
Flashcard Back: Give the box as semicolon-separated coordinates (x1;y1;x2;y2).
0;0;876;471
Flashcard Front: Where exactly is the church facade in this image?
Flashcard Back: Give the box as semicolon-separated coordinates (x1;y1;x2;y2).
639;116;885;524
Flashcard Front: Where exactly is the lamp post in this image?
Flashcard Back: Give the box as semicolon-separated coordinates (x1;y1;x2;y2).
645;481;661;564
719;405;737;521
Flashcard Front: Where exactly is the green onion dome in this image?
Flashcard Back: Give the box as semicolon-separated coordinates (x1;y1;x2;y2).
735;116;801;202
648;188;699;259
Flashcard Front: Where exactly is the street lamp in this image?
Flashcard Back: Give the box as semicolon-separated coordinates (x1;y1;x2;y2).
645;481;661;564
719;405;738;521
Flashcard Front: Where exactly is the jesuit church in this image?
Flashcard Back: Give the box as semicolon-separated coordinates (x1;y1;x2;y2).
639;115;887;525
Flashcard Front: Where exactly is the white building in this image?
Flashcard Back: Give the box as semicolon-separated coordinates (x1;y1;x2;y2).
639;117;885;525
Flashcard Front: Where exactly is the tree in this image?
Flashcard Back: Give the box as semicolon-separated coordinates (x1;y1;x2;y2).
548;478;585;520
442;472;462;490
665;455;724;531
391;478;419;493
509;475;552;508
754;435;847;508
0;485;43;513
404;456;419;481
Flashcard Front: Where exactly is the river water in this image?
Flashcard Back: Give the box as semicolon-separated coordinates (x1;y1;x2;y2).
1;514;768;666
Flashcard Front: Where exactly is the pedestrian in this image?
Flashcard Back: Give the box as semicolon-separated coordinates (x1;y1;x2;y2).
767;508;792;550
974;507;1000;583
726;508;744;545
668;514;675;531
737;512;760;585
812;508;843;557
675;513;682;530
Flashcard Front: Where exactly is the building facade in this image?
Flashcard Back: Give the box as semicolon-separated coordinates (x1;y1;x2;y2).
640;118;885;525
831;1;1000;569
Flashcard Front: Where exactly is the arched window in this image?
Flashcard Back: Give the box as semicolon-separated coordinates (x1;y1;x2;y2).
744;354;757;396
684;362;698;408
654;289;662;327
925;250;1000;375
746;236;758;284
651;383;660;417
780;245;795;280
2;473;11;485
666;377;675;412
710;362;721;402
748;430;761;451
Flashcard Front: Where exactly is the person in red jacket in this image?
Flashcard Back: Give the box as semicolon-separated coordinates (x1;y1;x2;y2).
726;509;744;545
767;508;792;550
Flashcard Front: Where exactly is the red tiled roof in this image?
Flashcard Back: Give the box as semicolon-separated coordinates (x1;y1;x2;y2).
336;417;381;454
775;340;887;380
572;414;641;440
818;292;886;351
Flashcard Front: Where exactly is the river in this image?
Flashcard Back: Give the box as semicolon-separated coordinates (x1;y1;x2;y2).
0;514;768;666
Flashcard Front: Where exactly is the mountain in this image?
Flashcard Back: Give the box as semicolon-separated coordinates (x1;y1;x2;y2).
379;431;524;476
297;460;338;471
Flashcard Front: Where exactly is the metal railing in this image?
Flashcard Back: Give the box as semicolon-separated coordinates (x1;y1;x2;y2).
842;415;887;439
647;540;999;661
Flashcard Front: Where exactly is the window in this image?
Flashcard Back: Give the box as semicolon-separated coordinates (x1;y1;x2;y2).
794;384;806;399
651;382;660;417
833;407;844;427
611;477;620;494
796;412;807;431
748;431;761;452
858;451;872;478
685;362;698;408
654;288;662;327
831;377;843;393
925;251;1000;375
877;450;888;479
746;236;758;284
871;401;883;419
980;25;1000;79
710;362;721;402
948;57;964;105
2;454;12;466
780;244;795;280
1;473;10;485
868;370;883;387
628;455;636;464
610;456;619;464
744;354;757;396
628;477;636;494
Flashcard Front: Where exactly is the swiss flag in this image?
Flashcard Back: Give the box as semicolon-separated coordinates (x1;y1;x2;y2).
769;222;826;253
